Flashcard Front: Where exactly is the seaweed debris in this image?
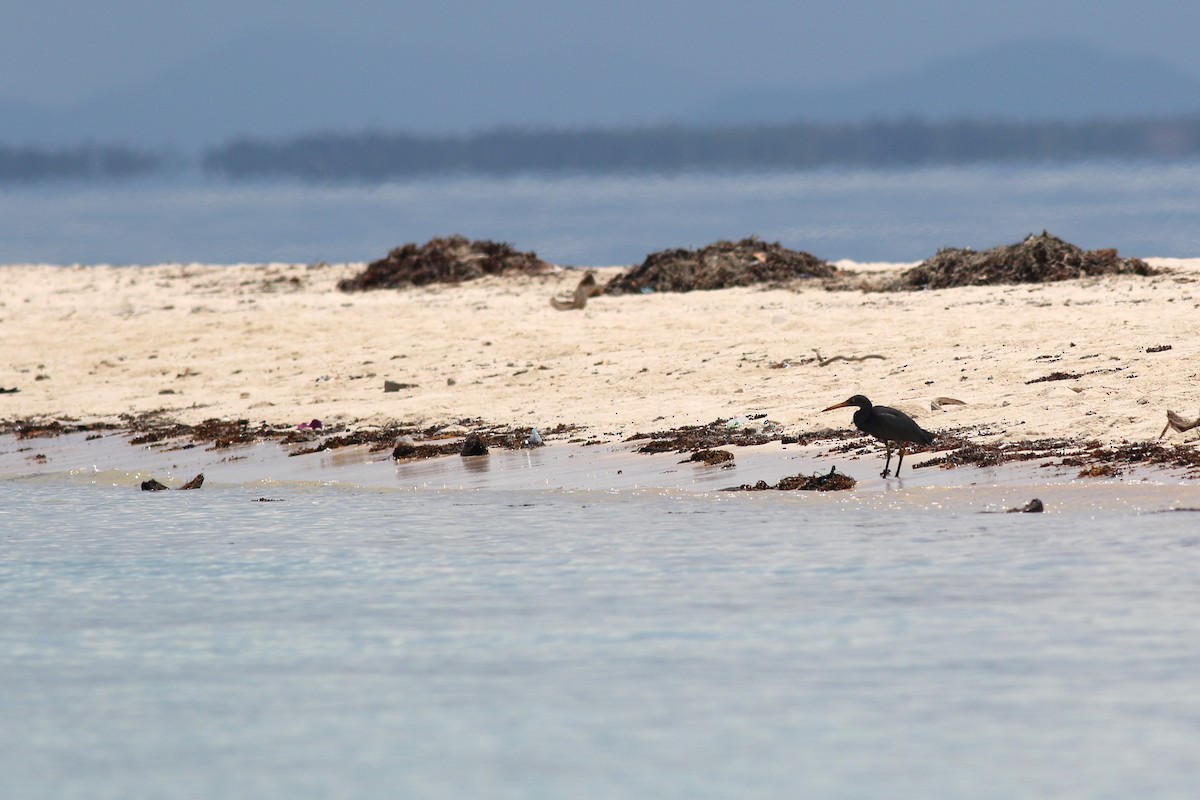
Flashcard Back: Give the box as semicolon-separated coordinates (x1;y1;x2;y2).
681;449;735;466
731;466;856;492
628;418;780;453
605;237;834;294
915;430;1200;476
890;231;1155;290
337;235;554;290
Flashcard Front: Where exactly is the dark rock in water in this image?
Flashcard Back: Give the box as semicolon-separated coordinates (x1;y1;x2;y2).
605;237;834;294
179;473;204;490
141;474;203;491
460;432;489;457
893;231;1154;290
338;235;553;291
1007;498;1044;513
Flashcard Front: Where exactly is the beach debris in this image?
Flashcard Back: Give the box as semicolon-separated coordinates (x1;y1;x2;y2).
1159;409;1200;439
383;380;417;392
1006;498;1044;513
891;231;1155;290
551;270;605;310
604;237;834;294
524;428;544;448
681;449;734;467
0;387;18;394
296;419;323;430
1026;371;1082;384
630;418;778;453
1077;464;1120;478
391;436;461;460
729;466;856;492
812;348;886;367
337;235;554;291
931;396;967;411
460;431;489;456
1146;344;1173;353
140;473;204;491
179;474;205;490
724;414;774;433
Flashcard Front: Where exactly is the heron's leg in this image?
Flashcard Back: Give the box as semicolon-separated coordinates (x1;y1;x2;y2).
896;446;907;477
881;441;893;478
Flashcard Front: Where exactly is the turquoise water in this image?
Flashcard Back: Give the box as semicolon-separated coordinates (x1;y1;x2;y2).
3;160;1200;265
3;479;1200;799
6;157;1200;797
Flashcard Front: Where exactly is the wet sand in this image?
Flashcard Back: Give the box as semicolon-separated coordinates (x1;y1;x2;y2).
2;258;1199;499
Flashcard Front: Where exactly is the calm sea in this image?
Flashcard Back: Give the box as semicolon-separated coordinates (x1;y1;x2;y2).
4;161;1200;797
3;475;1200;799
2;160;1200;266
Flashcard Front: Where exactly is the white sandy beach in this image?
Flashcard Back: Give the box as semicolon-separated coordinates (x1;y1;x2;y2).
1;258;1199;448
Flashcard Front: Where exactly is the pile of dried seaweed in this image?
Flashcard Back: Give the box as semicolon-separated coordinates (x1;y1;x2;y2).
891;231;1155;290
732;466;857;492
337;235;554;290
604;237;834;294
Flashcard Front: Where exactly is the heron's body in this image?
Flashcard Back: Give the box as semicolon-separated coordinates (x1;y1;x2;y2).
822;394;935;477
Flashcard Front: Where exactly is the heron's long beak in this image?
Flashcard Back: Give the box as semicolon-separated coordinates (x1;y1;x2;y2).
822;400;851;412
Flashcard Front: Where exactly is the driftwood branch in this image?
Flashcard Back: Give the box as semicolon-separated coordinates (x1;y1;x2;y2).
1160;409;1200;439
931;396;967;411
812;348;886;367
551;271;605;310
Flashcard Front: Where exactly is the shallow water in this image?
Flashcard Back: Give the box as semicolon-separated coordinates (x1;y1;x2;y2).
5;160;1200;265
4;478;1199;799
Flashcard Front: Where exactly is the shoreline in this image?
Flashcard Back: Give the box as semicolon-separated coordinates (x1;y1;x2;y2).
5;426;1200;516
2;258;1199;495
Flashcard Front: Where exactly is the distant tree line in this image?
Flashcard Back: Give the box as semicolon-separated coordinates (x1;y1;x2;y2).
0;144;165;182
201;118;1200;180
5;118;1200;182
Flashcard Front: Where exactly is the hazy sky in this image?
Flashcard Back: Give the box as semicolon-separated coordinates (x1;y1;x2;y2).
5;0;1200;108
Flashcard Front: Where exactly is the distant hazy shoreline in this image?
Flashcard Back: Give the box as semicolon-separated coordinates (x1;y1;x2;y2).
5;116;1200;183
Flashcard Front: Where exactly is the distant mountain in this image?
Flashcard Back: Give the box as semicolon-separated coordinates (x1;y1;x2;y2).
2;34;1199;150
699;39;1200;123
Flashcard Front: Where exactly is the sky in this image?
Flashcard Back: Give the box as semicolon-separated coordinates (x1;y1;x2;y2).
5;1;1200;105
3;1;1200;143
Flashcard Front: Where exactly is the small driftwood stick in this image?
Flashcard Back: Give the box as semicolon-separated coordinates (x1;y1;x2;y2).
931;397;967;411
1159;409;1200;439
812;349;886;367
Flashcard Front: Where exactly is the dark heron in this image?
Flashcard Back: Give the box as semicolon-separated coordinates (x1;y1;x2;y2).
822;394;935;478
